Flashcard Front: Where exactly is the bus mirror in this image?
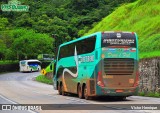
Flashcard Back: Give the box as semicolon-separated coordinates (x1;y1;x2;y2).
50;64;52;70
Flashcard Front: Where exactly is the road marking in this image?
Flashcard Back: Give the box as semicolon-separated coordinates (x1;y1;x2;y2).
0;94;37;113
0;94;17;104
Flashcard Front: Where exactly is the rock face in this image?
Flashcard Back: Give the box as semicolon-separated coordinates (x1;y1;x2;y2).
139;57;160;93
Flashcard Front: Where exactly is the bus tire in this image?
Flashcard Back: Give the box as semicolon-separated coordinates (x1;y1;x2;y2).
118;96;126;101
84;85;91;100
61;84;66;96
58;83;62;95
78;84;83;99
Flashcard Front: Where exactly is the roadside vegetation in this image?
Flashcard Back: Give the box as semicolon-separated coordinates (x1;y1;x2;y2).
86;0;160;59
35;75;53;85
0;60;18;65
139;92;160;98
0;0;136;60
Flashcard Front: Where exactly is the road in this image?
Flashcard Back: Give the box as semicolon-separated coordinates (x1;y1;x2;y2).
0;72;160;113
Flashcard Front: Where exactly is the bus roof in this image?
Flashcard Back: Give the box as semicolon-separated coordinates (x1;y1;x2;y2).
20;59;41;62
60;32;101;47
59;31;136;47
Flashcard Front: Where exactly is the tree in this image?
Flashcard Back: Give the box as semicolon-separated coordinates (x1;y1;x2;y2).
0;39;6;60
11;29;53;60
0;18;8;31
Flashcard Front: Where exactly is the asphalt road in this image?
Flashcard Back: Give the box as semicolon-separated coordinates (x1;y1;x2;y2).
0;72;160;113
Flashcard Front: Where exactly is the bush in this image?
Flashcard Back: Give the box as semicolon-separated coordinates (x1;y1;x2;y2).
139;92;145;96
139;92;160;98
35;75;53;85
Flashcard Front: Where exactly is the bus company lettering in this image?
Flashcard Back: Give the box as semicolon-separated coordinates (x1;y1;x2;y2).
79;55;94;63
103;39;134;45
1;0;29;12
108;52;131;57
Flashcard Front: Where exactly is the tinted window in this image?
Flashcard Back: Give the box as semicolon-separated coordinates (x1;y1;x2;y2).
28;62;41;65
58;36;96;60
102;33;136;47
20;61;26;66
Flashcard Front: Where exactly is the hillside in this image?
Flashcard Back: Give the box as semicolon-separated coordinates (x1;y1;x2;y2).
0;0;136;60
86;0;160;59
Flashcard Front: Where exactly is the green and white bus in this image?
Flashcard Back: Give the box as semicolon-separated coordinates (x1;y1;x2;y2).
19;59;41;72
53;31;139;100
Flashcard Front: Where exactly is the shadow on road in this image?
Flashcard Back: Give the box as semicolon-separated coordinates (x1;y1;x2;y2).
92;96;131;102
55;93;132;102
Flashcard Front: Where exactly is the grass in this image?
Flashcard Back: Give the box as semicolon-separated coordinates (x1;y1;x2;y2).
86;0;160;58
35;75;53;85
139;92;160;98
140;51;160;59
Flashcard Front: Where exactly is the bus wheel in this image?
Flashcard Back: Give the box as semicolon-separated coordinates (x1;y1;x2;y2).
118;96;126;101
84;85;91;100
61;84;66;96
58;84;62;95
78;84;83;99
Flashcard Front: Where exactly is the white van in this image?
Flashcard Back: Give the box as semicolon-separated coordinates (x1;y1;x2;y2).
19;59;41;72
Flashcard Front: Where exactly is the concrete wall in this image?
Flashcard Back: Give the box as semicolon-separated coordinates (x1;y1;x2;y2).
0;63;19;73
139;57;160;93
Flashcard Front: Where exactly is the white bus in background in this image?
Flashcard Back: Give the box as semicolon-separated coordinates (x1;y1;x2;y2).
19;59;41;72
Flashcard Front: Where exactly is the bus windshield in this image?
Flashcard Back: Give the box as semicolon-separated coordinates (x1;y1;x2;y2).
20;61;26;66
28;62;41;66
102;32;136;47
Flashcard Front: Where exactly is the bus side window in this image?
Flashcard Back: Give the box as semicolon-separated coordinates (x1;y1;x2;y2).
81;44;87;54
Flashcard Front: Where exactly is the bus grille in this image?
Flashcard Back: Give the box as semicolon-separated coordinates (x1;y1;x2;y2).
104;58;134;75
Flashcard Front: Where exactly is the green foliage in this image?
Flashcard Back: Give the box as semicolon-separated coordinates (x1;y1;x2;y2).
5;49;16;60
140;51;160;59
139;92;145;96
86;0;160;58
0;28;53;60
139;92;160;98
0;39;7;60
0;18;9;30
0;0;136;60
11;29;53;59
35;75;53;85
0;60;18;65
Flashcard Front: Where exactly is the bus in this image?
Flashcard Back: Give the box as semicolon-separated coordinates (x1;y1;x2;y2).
53;31;139;100
19;59;41;72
